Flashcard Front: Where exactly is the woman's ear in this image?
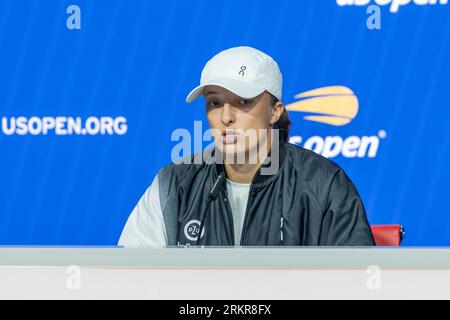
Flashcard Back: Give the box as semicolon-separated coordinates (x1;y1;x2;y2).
270;101;284;125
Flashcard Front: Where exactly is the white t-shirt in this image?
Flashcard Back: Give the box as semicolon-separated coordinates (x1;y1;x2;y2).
226;179;251;245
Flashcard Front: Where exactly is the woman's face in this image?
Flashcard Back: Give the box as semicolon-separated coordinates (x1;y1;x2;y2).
204;85;282;161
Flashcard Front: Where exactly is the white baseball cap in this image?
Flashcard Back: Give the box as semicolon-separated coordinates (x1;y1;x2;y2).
186;46;282;103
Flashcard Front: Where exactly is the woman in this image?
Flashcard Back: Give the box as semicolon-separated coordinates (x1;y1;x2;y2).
118;46;375;247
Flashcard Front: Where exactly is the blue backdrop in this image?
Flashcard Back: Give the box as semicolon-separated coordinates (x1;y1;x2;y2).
0;0;449;245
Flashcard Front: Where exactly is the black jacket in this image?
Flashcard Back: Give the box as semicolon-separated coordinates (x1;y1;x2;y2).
152;139;375;247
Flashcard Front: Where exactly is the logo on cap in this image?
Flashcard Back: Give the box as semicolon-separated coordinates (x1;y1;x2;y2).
239;66;247;76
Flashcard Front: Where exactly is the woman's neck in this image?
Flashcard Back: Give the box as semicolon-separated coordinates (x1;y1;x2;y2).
224;162;260;184
224;132;272;184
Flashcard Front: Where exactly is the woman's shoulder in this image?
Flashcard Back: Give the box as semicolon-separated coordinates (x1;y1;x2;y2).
157;147;215;183
283;142;343;180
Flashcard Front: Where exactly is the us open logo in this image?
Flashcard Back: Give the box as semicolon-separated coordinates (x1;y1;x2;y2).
286;85;387;159
285;86;358;126
184;219;205;241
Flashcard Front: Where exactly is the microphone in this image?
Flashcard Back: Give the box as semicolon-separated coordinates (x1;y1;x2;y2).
196;171;226;246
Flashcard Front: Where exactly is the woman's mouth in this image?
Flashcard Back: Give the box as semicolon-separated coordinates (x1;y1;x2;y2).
223;134;238;144
221;130;239;145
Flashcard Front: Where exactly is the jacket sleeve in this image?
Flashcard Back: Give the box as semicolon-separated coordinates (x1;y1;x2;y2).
319;169;375;246
117;175;169;246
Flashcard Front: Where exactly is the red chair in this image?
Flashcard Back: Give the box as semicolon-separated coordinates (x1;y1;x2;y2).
370;225;405;246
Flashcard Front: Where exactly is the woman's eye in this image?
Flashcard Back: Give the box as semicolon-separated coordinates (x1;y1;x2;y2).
207;101;220;107
239;99;253;105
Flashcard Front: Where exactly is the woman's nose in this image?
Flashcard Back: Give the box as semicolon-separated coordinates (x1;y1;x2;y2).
221;103;235;125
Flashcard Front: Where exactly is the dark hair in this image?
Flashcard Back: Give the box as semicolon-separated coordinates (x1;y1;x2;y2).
268;93;291;142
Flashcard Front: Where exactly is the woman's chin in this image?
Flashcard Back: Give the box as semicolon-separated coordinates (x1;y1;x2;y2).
216;144;261;165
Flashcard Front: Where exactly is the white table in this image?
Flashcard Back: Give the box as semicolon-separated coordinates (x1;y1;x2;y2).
1;247;449;299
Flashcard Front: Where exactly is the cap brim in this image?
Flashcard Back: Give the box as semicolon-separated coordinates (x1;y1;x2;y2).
185;78;266;103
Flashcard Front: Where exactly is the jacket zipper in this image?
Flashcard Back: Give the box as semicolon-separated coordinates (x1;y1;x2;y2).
239;185;254;246
223;187;235;245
